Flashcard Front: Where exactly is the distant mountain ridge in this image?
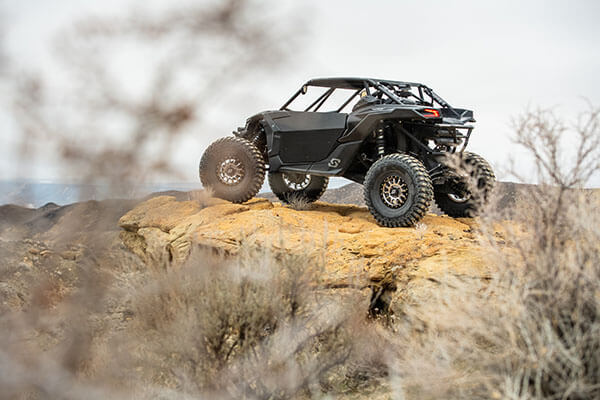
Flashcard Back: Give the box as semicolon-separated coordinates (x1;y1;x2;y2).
3;180;598;214
259;181;543;214
0;178;351;207
0;181;201;207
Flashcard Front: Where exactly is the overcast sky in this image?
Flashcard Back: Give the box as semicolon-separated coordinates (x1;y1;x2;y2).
1;0;599;186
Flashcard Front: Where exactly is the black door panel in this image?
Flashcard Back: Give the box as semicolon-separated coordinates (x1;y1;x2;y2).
273;112;347;163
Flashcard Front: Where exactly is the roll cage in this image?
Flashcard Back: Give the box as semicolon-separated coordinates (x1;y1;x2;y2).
280;77;460;117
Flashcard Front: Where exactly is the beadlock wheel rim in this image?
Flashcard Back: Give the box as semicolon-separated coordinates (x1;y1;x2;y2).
447;180;471;203
282;173;311;190
448;193;470;203
217;158;245;185
380;175;408;209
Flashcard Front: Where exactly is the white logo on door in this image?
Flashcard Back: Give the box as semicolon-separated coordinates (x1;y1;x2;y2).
328;158;341;168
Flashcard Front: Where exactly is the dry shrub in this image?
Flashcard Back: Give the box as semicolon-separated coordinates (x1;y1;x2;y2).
387;106;600;399
0;259;125;400
0;240;378;399
115;244;369;399
286;193;315;211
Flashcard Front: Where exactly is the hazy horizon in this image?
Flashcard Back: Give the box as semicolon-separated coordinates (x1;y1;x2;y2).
1;0;600;186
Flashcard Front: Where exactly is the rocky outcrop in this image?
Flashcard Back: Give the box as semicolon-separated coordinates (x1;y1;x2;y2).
119;194;500;308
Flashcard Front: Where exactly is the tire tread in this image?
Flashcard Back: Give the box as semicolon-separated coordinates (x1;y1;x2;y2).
434;152;495;217
199;136;265;203
363;153;433;227
268;172;329;204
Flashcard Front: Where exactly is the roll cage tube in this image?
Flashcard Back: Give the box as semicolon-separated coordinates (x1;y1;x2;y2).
336;89;362;112
280;86;365;113
313;88;335;111
371;81;459;115
280;86;304;111
280;78;460;115
304;88;334;112
422;86;460;118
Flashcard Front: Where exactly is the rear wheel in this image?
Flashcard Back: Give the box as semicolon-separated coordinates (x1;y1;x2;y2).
199;137;265;203
363;154;433;227
268;172;328;204
433;152;495;217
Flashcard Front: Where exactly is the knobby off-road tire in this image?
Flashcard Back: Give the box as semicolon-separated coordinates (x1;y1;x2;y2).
434;152;495;218
268;172;328;204
199;136;265;203
363;154;433;227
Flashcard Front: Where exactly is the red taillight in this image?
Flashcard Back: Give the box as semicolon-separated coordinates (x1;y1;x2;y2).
422;108;440;118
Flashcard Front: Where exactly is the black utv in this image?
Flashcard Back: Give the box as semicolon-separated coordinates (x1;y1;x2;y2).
199;77;494;227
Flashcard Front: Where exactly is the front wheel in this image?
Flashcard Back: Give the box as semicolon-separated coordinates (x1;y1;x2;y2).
199;137;265;203
433;152;495;217
268;172;328;204
363;154;433;227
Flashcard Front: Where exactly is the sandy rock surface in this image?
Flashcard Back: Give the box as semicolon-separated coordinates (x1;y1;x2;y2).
119;195;498;296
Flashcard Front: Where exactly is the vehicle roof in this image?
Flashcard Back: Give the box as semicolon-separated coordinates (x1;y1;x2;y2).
305;77;424;90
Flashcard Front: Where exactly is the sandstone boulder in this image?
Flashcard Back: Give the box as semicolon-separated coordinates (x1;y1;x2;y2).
119;195;495;297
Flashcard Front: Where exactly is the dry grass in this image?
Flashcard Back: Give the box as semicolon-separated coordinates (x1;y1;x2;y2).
286;193;316;211
126;246;361;398
0;240;381;399
386;106;600;399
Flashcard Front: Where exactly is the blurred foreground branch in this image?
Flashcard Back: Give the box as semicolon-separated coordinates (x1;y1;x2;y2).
12;0;299;189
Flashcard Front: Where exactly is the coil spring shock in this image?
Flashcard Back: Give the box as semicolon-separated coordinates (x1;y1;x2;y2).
249;128;268;162
375;127;385;158
237;126;263;146
248;130;261;143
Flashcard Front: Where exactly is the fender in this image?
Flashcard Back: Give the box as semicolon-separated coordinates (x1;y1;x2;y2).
339;105;432;143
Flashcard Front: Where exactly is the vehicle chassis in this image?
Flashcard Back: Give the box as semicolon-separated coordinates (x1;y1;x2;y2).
238;77;476;189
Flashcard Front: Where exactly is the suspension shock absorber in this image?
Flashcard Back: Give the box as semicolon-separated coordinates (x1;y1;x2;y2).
375;126;385;158
249;129;261;144
253;128;268;162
